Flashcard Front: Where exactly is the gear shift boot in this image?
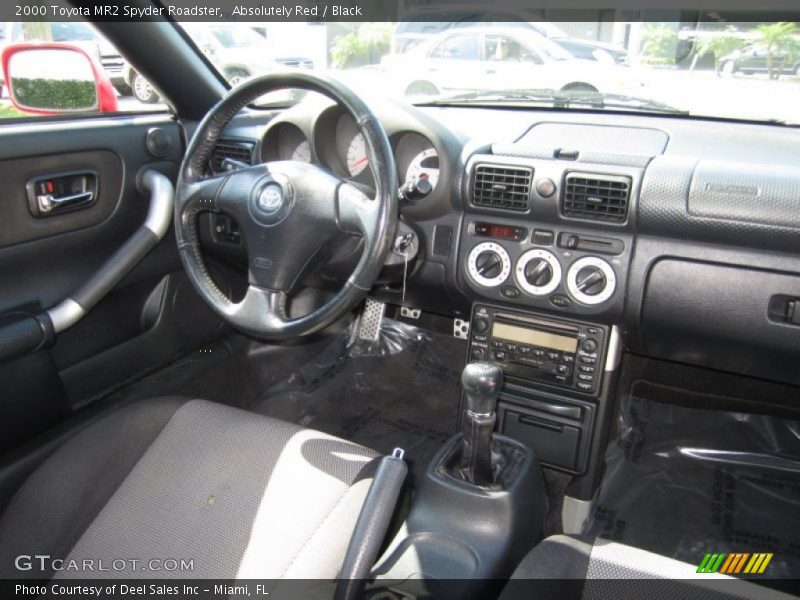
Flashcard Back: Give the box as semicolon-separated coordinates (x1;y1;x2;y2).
455;362;506;486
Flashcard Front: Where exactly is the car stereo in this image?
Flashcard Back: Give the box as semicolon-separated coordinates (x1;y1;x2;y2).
468;304;607;395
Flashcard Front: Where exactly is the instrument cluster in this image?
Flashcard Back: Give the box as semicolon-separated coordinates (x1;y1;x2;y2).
260;107;440;193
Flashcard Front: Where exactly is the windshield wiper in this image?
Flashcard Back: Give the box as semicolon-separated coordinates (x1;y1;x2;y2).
419;89;688;115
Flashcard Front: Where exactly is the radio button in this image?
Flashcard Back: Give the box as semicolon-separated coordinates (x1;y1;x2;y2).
577;382;593;391
557;364;571;375
493;351;507;361
562;355;575;364
492;340;504;349
580;356;597;365
578;374;593;382
546;351;559;360
520;345;532;354
533;349;545;357
473;317;489;333
471;348;485;361
579;365;595;373
505;343;518;352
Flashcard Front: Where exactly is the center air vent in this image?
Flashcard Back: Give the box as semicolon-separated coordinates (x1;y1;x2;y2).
562;173;631;223
209;141;255;174
472;164;533;211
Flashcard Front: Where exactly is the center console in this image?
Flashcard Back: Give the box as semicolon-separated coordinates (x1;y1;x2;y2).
467;304;609;475
454;154;635;481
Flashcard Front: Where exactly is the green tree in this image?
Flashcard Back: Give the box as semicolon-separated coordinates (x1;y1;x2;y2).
753;22;798;79
330;23;392;68
640;25;679;65
693;28;743;75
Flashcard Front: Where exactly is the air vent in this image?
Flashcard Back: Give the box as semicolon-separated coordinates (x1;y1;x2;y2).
562;173;631;223
472;164;532;211
209;141;255;174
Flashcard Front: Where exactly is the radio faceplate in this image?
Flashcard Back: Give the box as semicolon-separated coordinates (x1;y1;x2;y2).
468;304;607;396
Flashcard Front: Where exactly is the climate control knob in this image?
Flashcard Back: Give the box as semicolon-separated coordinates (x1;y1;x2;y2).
475;251;504;279
515;249;561;296
467;242;511;288
575;265;607;296
566;256;616;305
524;258;554;287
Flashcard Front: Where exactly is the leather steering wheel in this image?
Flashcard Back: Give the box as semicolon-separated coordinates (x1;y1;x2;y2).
175;72;398;340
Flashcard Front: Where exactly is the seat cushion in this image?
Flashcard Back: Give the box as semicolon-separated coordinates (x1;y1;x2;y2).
0;398;378;579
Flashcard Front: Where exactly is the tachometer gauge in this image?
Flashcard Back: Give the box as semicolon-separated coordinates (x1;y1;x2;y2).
291;139;311;162
406;147;439;188
346;132;368;177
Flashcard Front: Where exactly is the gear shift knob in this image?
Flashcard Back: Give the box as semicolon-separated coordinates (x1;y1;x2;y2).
458;362;503;486
461;362;503;415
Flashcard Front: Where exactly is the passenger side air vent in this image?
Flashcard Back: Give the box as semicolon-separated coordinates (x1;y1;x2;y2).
209;141;255;174
472;164;532;212
562;173;631;223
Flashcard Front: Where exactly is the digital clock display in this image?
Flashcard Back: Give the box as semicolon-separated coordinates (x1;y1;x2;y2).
474;222;526;241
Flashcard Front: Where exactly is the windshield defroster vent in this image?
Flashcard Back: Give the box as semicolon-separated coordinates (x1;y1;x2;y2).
472;164;532;212
209;141;255;174
562;173;631;223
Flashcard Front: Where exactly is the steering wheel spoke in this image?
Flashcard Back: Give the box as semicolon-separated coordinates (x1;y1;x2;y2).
236;286;289;330
337;182;380;236
178;174;227;218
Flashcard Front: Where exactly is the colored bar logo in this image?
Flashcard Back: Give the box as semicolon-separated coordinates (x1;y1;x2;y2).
697;552;773;574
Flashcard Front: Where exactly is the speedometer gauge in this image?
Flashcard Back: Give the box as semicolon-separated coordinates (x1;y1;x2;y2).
346;132;369;177
406;147;439;188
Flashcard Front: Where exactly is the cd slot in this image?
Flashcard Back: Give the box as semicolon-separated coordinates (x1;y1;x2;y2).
494;313;580;335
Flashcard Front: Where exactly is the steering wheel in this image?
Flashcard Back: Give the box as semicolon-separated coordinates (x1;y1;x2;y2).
175;72;398;340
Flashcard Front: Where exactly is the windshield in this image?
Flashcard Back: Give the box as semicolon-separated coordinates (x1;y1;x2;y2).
173;18;800;124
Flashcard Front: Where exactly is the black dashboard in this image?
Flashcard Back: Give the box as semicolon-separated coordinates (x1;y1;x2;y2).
205;96;800;391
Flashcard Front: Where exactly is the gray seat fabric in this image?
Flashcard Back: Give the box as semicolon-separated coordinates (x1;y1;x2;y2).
501;535;795;600
0;398;378;579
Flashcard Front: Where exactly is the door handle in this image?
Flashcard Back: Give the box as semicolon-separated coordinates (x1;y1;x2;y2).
37;190;95;213
26;170;98;217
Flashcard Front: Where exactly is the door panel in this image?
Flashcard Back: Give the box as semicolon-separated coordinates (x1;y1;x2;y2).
0;115;224;452
0;150;123;248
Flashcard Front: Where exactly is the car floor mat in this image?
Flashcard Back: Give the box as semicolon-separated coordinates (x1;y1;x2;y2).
584;383;800;580
248;317;466;487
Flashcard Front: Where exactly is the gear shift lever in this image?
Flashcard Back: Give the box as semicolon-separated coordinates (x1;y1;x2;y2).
459;362;503;485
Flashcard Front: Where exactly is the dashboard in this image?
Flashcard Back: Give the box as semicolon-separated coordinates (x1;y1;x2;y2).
207;97;800;390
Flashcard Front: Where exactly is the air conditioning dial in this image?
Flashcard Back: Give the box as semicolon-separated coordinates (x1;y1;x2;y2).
515;249;561;296
467;242;511;287
566;256;616;305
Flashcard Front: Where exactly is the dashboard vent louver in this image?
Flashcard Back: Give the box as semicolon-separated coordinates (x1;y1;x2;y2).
472;164;532;211
562;173;631;223
210;141;255;174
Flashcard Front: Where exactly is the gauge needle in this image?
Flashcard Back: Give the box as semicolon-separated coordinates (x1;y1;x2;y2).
350;156;368;170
